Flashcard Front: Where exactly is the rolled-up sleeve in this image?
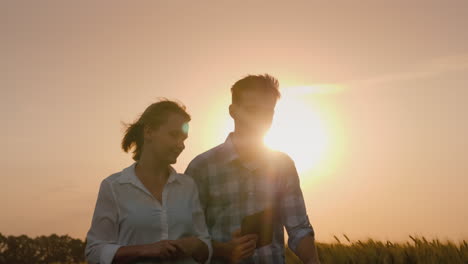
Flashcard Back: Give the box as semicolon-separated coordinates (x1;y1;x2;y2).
85;179;122;264
280;157;315;254
190;182;212;264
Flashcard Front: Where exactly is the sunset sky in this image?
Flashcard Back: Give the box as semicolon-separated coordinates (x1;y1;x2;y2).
2;0;468;243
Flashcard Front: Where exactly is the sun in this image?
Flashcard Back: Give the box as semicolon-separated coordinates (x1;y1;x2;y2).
263;89;328;173
216;86;330;173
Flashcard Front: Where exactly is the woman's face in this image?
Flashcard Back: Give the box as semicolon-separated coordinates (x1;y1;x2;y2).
145;113;189;165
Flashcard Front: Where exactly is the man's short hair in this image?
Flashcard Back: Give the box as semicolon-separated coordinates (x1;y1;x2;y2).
231;74;281;104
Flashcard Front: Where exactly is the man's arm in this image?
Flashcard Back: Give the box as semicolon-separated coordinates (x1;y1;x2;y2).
296;234;321;264
279;155;320;264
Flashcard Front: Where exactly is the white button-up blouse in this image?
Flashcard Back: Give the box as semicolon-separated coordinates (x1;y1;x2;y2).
85;163;212;264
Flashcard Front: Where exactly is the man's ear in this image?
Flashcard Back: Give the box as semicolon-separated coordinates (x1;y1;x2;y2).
229;104;236;119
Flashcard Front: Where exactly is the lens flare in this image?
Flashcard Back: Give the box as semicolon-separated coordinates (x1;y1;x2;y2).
264;87;329;173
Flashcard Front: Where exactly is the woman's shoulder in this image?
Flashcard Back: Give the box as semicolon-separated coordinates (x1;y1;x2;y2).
102;172;122;183
100;163;135;186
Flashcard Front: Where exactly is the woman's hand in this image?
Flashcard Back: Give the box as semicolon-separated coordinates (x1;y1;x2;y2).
142;240;181;259
172;237;198;257
112;240;183;264
173;237;210;263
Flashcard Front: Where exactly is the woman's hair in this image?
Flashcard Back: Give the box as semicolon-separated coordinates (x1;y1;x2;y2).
121;99;190;161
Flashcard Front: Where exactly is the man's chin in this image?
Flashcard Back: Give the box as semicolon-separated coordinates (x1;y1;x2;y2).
168;156;178;165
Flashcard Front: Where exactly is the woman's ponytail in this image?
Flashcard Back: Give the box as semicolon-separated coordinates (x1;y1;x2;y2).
121;122;144;161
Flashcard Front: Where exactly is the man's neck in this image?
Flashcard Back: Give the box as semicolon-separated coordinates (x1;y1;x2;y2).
231;131;267;162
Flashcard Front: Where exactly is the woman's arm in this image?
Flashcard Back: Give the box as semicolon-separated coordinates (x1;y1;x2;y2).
85;180;122;264
112;240;180;264
173;237;208;263
174;181;211;263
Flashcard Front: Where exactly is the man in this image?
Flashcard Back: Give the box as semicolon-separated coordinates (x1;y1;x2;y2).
186;74;320;264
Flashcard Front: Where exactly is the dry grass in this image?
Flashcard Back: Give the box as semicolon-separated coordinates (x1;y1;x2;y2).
285;235;468;264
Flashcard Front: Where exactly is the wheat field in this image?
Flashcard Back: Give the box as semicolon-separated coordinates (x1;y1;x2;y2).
285;235;468;264
2;233;467;263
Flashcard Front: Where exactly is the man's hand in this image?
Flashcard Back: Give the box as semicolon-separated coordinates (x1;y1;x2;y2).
226;229;258;263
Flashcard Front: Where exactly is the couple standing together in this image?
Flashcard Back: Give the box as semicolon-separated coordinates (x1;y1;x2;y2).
85;74;320;264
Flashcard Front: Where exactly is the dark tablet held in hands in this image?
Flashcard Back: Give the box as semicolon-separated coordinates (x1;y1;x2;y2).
241;208;275;248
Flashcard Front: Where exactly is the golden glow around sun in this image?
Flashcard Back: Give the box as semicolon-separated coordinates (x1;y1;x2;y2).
218;85;334;174
263;87;329;173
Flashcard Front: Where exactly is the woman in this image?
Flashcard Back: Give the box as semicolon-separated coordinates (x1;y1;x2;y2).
85;100;211;264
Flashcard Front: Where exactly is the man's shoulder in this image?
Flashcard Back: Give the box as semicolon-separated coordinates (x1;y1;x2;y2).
187;143;226;168
269;150;296;168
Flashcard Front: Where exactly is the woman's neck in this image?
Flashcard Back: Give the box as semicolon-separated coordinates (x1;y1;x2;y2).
136;151;169;183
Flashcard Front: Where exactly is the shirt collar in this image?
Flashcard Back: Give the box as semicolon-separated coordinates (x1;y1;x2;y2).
219;133;240;164
118;162;182;185
220;133;271;171
167;166;182;184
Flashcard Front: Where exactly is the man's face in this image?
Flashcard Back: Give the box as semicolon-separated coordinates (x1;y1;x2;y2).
146;113;188;165
231;89;277;138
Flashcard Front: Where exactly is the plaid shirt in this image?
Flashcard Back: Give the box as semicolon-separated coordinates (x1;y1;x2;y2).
185;134;314;264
